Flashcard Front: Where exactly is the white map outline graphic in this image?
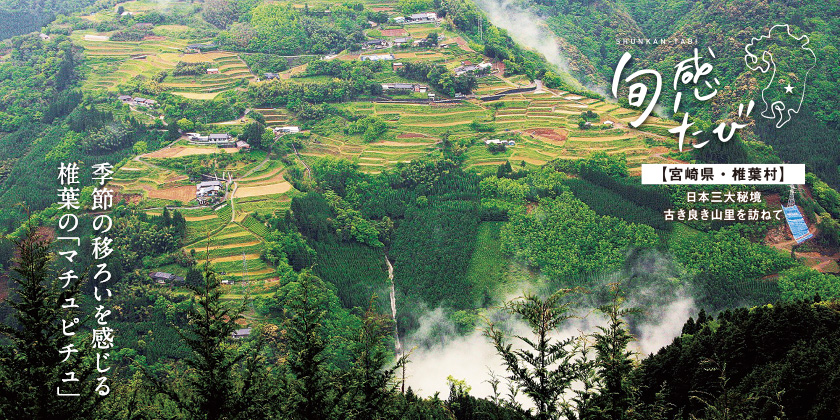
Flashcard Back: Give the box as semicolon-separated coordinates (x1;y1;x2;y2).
744;24;816;128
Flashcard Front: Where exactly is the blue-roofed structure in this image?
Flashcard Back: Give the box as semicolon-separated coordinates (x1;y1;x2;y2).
782;205;813;244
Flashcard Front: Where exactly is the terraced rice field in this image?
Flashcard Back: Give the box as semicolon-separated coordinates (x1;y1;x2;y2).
286;88;682;173
110;159;190;198
75;31;253;96
254;108;291;126
184;214;275;282
130;72;684;285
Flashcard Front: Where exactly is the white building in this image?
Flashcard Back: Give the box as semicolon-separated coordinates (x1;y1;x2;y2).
360;53;395;61
231;328;251;339
485;139;516;146
207;133;232;143
196;180;223;197
274;126;300;134
454;62;492;76
382;83;415;90
406;12;437;23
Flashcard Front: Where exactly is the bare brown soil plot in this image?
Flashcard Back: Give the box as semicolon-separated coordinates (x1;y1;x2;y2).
403;120;472;127
233;182;292;198
451;36;474;52
145;148;182;158
184;215;219;222
528;128;568;143
567;134;637;142
375;141;433;147
149;185;197;202
397;132;429;138
381;28;408;37
174;147;238;157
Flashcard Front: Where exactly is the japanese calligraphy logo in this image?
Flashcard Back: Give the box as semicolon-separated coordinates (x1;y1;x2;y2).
744;24;816;128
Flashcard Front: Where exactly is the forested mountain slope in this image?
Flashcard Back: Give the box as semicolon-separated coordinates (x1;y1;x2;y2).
0;0;99;40
640;299;840;419
0;0;839;418
490;0;840;185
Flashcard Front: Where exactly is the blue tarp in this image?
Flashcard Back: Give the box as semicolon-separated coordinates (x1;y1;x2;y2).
783;205;813;244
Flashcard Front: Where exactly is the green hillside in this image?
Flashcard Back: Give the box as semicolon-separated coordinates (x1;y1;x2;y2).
1;0;840;418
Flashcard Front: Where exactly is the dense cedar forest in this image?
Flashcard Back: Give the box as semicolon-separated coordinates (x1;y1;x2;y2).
0;0;839;419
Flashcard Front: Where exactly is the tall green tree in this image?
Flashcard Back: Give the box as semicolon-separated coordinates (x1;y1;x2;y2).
240;120;267;150
144;263;271;420
0;225;99;419
486;289;581;420
589;284;641;420
281;270;334;419
336;297;405;419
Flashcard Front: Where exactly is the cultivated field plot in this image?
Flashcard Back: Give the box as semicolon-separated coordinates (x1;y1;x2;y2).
288;89;683;173
74;30;253;97
254;108;291;127
145;145;239;158
111;159;194;202
162;52;255;97
233;167;293;199
181;208;277;282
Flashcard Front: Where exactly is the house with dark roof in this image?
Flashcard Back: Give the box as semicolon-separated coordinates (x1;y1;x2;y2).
196;180;223;197
382;83;416;91
186;43;217;52
362;39;388;50
231;328;252;339
454;62;492;76
208;133;232;143
407;12;437;23
149;272;184;284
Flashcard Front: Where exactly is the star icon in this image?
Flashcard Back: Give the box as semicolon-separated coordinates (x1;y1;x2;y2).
784;83;794;94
